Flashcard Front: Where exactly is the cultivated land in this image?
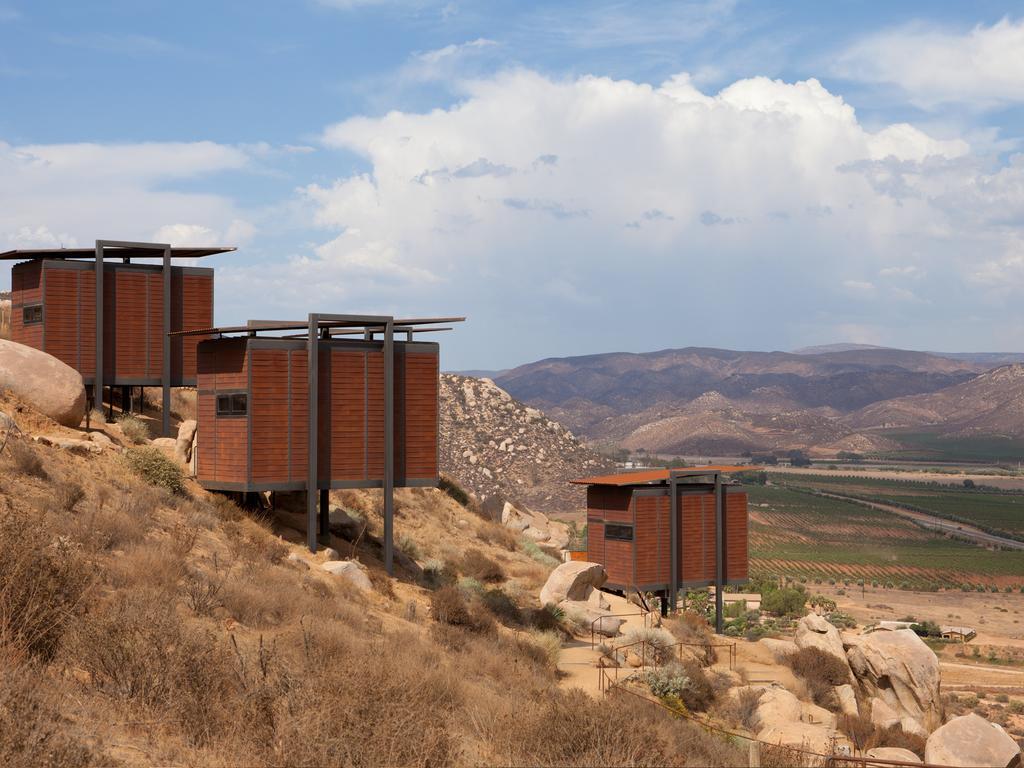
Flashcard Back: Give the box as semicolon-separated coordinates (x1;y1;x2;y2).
747;483;1024;589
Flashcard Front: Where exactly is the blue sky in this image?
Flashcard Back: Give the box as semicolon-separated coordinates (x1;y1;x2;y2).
2;1;1024;369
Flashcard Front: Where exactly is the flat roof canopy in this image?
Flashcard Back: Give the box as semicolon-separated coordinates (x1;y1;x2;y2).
0;246;235;261
172;315;466;337
572;465;760;486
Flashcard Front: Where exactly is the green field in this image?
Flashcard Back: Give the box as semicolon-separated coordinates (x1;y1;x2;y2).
747;484;1024;589
776;473;1024;538
875;429;1024;463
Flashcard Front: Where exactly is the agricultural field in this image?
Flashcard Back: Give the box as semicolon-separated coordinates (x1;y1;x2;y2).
774;473;1024;539
874;428;1024;463
747;484;1024;590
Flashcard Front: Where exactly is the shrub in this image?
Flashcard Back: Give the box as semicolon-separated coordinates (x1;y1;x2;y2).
438;475;470;506
521;539;560;568
461;548;505;583
421;558;456;589
8;440;46;479
0;509;88;661
1009;700;1024;715
623;626;678;666
125;446;185;495
761;586;807;617
117;413;150;444
54;480;85;513
482;587;522;626
429;586;494;633
644;660;716;712
527;629;562;668
788;647;850;686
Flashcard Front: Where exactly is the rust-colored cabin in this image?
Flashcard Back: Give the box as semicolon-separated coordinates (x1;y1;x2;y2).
178;313;463;574
574;466;753;628
2;240;233;434
195;335;440;492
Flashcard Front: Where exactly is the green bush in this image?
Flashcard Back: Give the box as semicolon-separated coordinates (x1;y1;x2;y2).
761;587;807;617
125;447;185;495
643;660;715;712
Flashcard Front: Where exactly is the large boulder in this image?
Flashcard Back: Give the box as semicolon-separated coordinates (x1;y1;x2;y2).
502;501;570;549
0;339;86;427
322;560;372;591
560;600;623;637
835;684;859;717
539;561;607;606
757;722;843;756
760;637;798;662
796;614;852;677
848;629;942;736
176;419;197;463
925;714;1021;768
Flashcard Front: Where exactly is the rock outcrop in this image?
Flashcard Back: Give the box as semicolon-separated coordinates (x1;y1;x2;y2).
0;339;86;427
322;560;372;591
795;614;852;678
0;293;10;340
759;637;798;662
848;628;942;736
176;419;197;463
502;501;570;549
540;561;607;606
439;374;614;514
539;561;621;636
924;713;1021;767
742;685;844;754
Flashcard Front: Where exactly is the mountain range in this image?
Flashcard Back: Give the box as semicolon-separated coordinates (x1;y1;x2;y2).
490;346;1024;457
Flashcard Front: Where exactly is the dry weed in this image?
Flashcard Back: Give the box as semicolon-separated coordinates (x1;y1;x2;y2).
8;439;46;479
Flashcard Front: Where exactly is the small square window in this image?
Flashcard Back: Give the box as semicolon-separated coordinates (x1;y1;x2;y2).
216;393;247;416
605;523;634;542
22;305;43;325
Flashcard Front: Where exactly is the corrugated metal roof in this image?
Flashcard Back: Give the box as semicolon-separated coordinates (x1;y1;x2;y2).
571;465;759;486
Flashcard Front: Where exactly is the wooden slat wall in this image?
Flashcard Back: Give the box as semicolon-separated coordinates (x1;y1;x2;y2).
10;261;42;349
146;272;163;379
252;348;290;484
366;352;385;479
174;273;213;382
79;270;96;378
325;349;367;481
196;339;248;484
289;349;308;483
399;351;438;480
725;491;749;581
680;494;709;584
635;494;669;585
113;270;149;379
586;486;634;585
41;267;82;372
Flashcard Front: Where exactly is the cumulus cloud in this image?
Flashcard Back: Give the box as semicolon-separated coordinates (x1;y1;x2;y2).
0;139;255;264
250;68;1024;361
835;17;1024;108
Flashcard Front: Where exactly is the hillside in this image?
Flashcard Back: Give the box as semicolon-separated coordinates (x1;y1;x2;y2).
848;364;1024;437
439;374;614;515
0;390;740;767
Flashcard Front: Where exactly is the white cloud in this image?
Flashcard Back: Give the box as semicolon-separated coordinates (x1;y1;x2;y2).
0;139;254;259
835;17;1024;108
248;67;1024;362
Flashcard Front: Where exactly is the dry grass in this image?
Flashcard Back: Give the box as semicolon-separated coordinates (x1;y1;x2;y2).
117;413;151;444
8;439;47;479
0;506;90;661
0;655;99;767
0;406;752;766
461;547;505;582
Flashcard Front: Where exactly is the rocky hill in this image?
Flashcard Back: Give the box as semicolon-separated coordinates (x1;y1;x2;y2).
439;374;614;516
848;364;1024;437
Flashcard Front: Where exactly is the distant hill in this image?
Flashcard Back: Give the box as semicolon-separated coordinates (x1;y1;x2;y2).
792;343;891;354
848;364;1024;437
494;346;981;451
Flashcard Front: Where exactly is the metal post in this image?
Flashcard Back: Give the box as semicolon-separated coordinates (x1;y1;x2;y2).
94;241;104;415
384;318;394;575
714;472;724;634
669;473;679;615
307;313;319;553
319;488;330;539
162;246;171;437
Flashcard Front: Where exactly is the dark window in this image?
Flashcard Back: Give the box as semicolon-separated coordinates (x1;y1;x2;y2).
605;523;634;541
22;305;42;325
216;393;247;416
